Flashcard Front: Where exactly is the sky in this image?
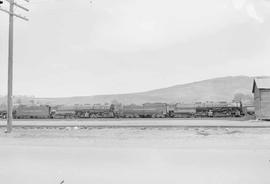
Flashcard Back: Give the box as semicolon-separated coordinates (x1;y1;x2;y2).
0;0;270;97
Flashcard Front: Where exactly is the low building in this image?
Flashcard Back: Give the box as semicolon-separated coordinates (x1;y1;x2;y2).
252;77;270;120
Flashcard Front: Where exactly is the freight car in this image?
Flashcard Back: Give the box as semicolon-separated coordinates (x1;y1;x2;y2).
14;105;51;119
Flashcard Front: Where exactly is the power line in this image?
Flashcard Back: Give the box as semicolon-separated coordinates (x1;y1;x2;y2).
0;0;29;20
0;0;29;133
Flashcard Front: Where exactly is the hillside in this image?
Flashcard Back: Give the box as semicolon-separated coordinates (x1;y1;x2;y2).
0;76;256;105
142;76;254;103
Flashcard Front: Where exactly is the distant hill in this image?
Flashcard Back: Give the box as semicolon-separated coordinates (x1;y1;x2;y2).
34;76;255;105
0;76;257;106
141;76;254;103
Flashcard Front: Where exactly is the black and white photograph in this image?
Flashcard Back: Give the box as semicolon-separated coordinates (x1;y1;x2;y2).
1;0;270;183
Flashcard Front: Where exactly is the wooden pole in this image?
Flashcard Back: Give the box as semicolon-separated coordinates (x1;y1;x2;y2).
6;0;14;133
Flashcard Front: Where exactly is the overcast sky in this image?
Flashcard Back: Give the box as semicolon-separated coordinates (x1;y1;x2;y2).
0;0;270;97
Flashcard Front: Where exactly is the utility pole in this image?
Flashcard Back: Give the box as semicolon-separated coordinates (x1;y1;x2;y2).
7;0;14;133
0;0;29;133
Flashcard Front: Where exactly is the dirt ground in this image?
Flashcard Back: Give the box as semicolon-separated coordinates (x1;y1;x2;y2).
0;118;269;127
0;120;270;184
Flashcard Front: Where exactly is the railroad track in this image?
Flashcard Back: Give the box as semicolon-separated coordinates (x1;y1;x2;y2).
0;124;270;129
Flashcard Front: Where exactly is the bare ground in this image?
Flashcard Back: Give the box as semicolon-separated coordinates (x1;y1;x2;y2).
0;120;270;184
